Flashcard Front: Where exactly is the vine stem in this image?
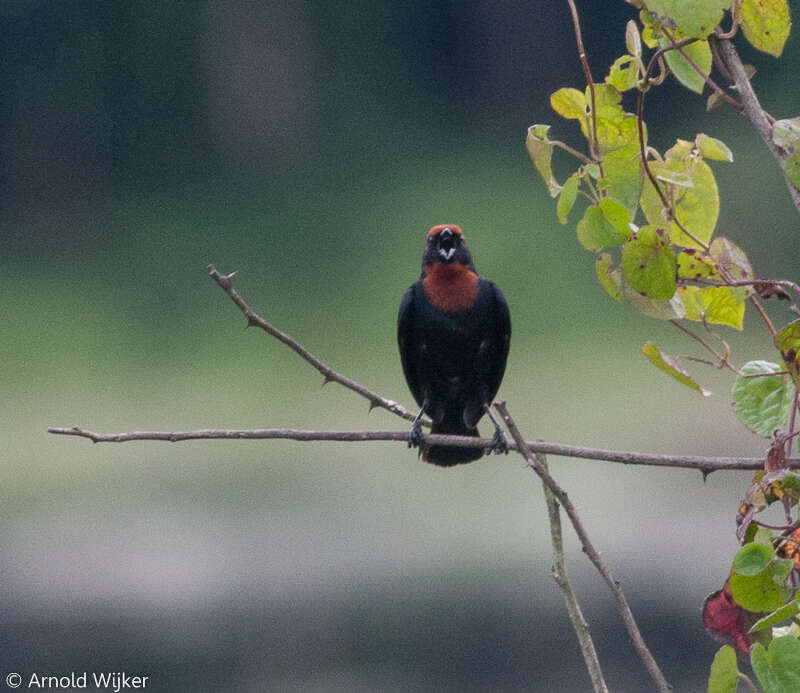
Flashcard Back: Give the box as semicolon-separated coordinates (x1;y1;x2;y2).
566;0;602;174
495;403;671;693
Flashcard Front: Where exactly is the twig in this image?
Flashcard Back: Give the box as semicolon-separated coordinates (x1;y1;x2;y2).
566;0;602;172
714;38;800;214
46;426;799;473
207;264;423;425
669;319;738;373
494;403;671;693
535;446;609;692
660;26;743;112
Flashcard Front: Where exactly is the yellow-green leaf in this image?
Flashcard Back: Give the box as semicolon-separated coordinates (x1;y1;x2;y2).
526;124;561;197
606;55;639;91
740;0;791;57
557;172;581;224
678;285;746;330
623;281;686;319
773;117;800;151
622;225;677;300
642;341;711;395
676;247;719;280
696;133;734;162
783;151;800;189
596;253;623;302
775;319;800;390
551;88;587;120
640;157;719;248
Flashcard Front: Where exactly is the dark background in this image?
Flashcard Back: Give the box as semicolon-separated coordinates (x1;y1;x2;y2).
3;2;800;691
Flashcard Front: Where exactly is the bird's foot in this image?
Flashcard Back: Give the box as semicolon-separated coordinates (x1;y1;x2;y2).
408;420;424;449
488;427;509;456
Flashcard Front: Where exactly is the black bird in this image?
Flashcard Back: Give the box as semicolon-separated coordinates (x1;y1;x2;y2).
397;224;511;466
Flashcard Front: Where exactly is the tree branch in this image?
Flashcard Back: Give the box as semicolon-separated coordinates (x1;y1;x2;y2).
537;447;609;692
207;264;424;425
714;37;800;214
47;426;800;474
494;403;671;693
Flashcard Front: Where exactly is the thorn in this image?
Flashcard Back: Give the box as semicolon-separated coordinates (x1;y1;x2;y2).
368;401;378;413
245;314;259;328
321;375;333;387
701;468;712;482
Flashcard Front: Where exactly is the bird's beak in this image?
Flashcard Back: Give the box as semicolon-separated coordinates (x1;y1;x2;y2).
438;228;456;260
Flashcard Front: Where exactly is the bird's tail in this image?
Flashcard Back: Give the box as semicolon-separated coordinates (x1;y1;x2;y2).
424;416;483;467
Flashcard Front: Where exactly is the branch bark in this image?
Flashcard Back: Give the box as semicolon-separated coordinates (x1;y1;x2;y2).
714;37;800;214
208;265;424;425
495;403;671;693
46;426;796;474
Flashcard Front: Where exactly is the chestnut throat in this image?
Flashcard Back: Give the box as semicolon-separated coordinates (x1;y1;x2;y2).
422;263;479;314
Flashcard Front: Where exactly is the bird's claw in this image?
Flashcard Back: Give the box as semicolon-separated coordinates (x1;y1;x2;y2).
408;421;424;449
488;428;509;456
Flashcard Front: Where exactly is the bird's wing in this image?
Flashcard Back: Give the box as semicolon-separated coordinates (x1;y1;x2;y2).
486;280;511;401
397;283;424;406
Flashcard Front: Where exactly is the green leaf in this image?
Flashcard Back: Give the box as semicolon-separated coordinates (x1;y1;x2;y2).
622;225;677;300
640;157;720;248
588;83;622;107
696;133;734;162
678;285;745;330
551;88;587;120
732;361;794;437
644;0;730;38
751;636;800;693
663;38;713;93
782;151;800;189
596;253;623;302
606;55;639;91
598;197;632;235
642;341;711;395
707;646;740;693
526;124;561;197
604;137;644;213
623;281;686;319
557;172;581;224
734;543;775;577
740;0;792;57
750;601;800;634
772;118;800;152
730;567;792;612
577;204;628;252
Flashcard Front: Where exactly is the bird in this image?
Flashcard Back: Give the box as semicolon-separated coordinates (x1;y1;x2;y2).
397;224;511;466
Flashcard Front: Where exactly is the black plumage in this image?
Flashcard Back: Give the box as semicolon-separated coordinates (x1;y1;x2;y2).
398;225;511;466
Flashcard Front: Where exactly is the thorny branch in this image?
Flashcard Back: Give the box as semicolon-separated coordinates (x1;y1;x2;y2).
47;425;800;474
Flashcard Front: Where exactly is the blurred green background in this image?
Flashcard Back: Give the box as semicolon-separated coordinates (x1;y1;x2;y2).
3;2;800;691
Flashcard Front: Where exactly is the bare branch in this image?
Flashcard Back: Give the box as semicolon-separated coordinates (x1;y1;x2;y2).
714;37;800;214
46;426;800;474
495;402;671;693
207;264;423;425
537;448;609;692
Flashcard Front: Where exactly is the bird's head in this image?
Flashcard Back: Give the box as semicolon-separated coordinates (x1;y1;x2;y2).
422;224;475;272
